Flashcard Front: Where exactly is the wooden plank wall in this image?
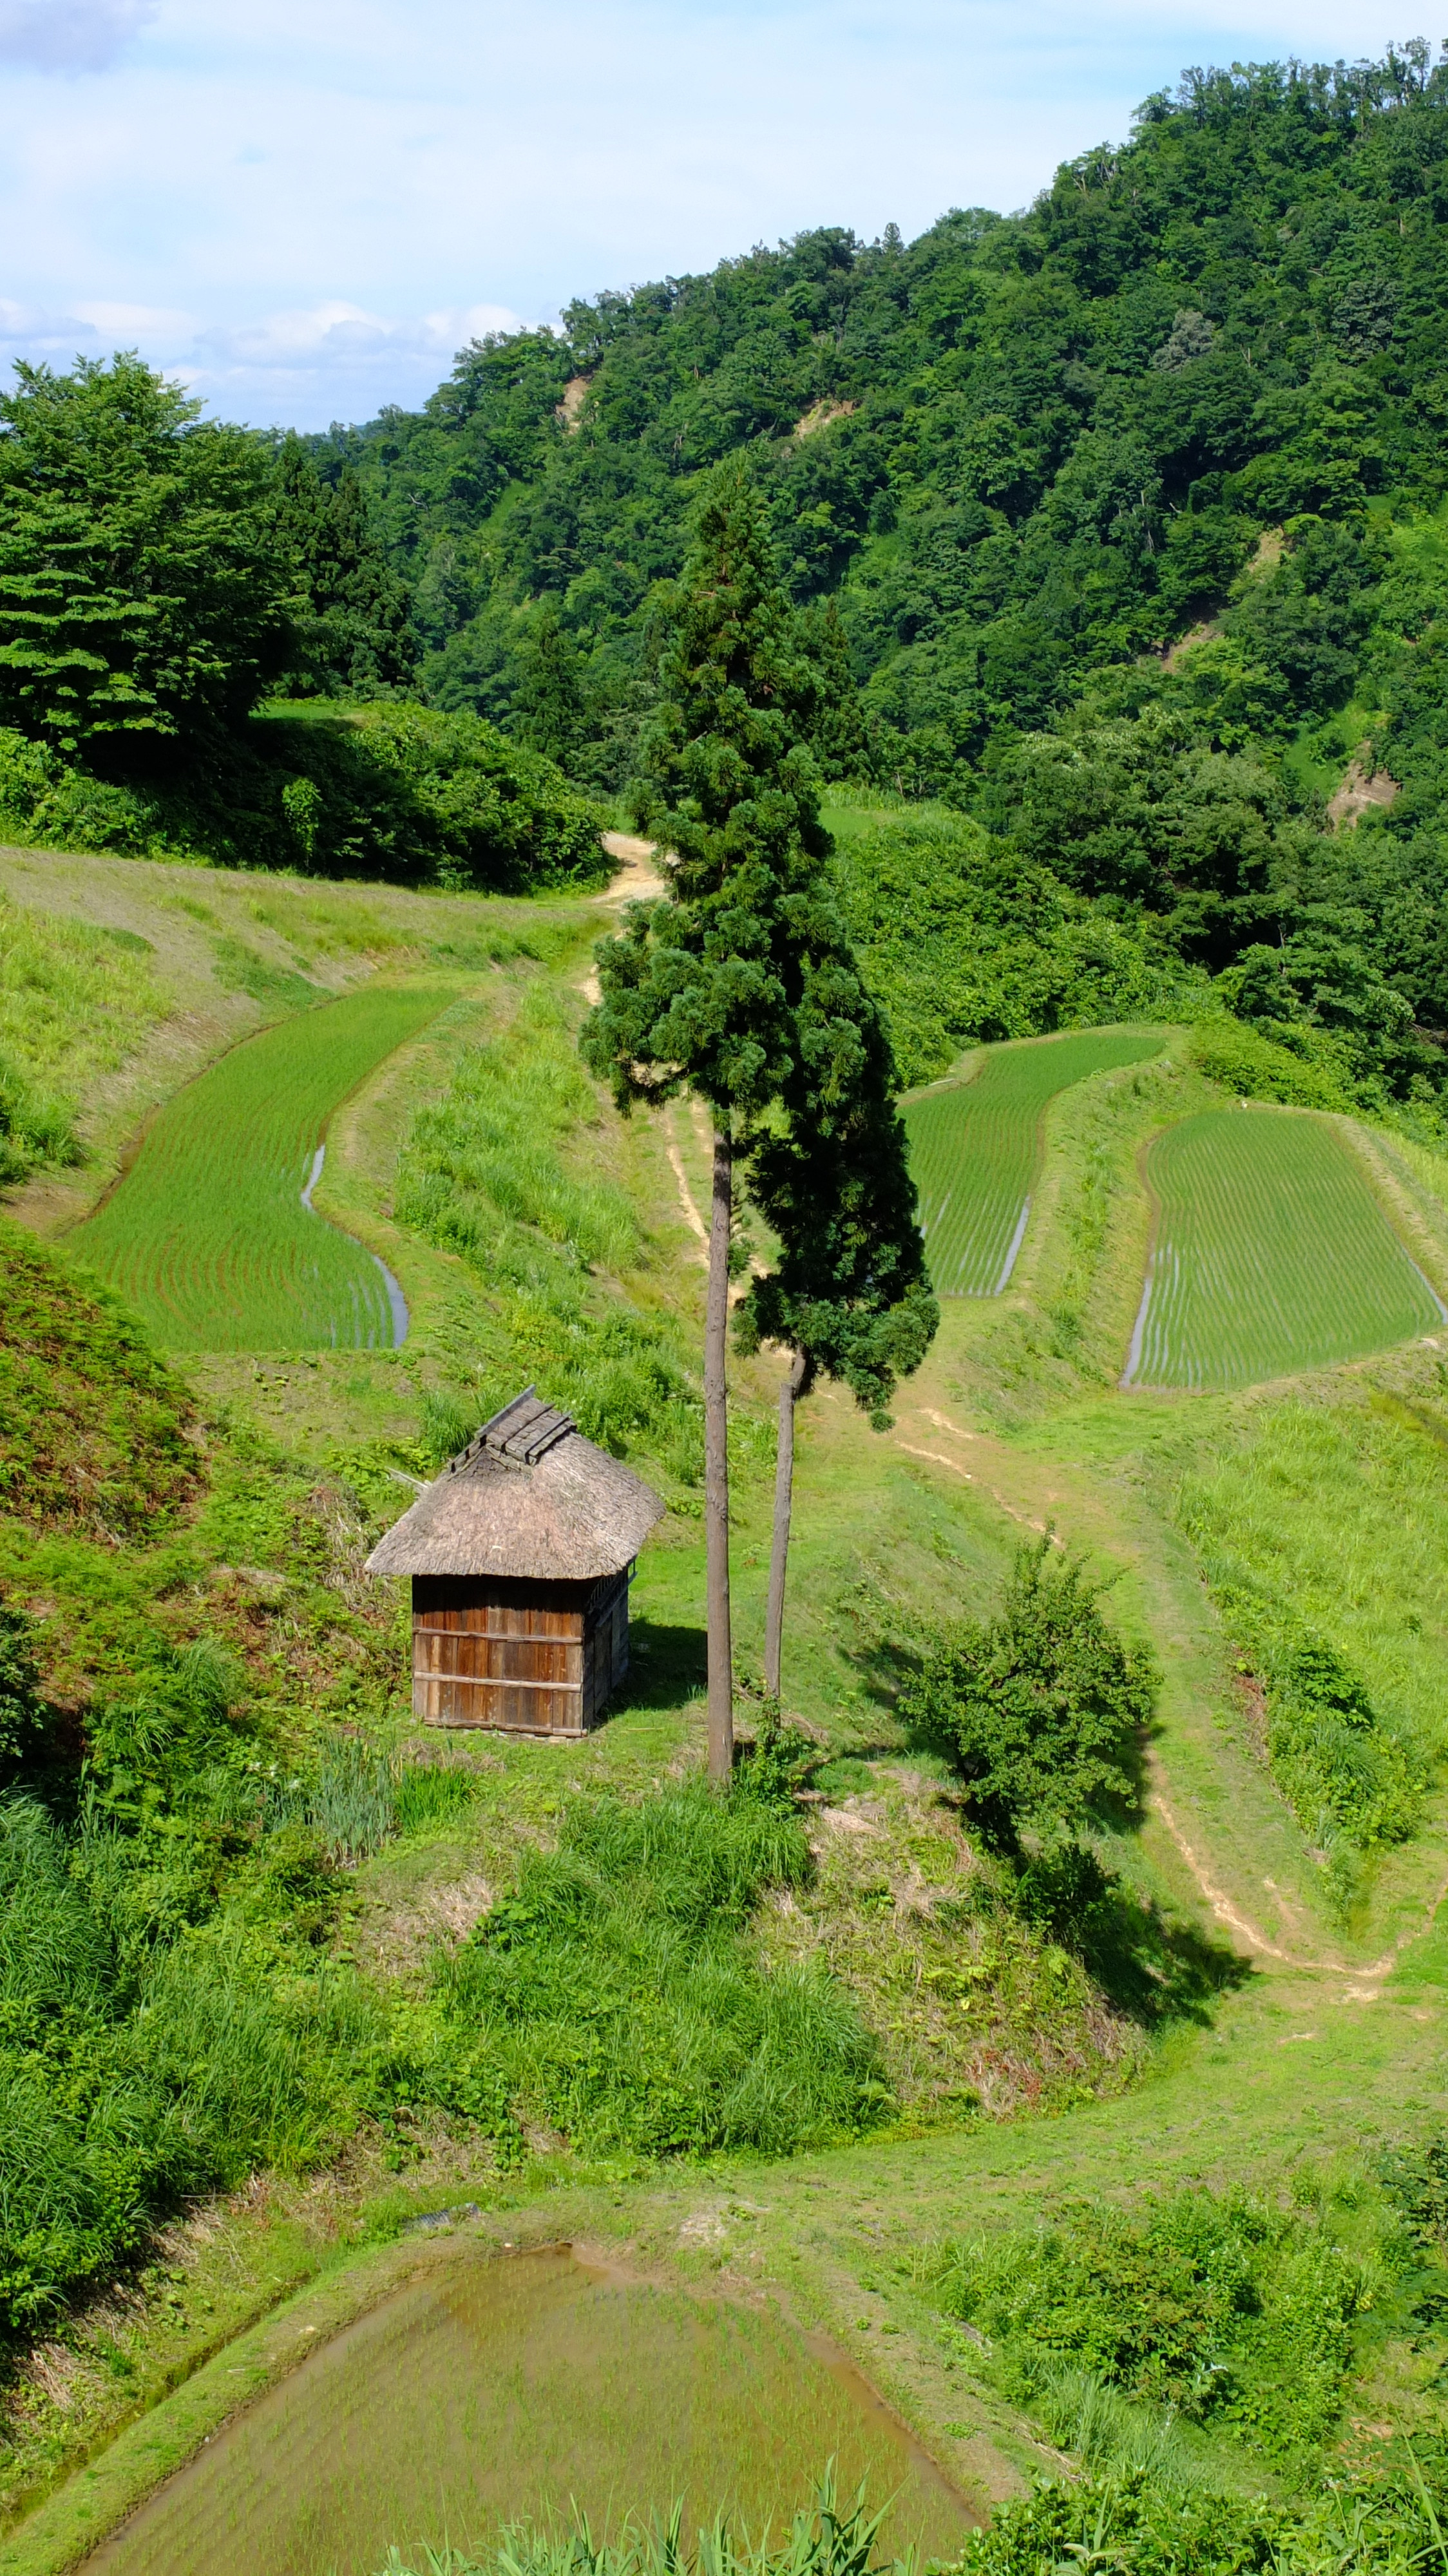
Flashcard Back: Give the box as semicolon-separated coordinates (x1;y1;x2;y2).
412;1571;630;1734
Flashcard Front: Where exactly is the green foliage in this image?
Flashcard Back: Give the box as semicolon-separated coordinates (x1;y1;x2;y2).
0;355;290;751
394;989;703;1481
0;1793;392;2338
1189;1016;1357;1112
271;435;416;696
1215;1587;1427;1862
376;2468;911;2576
583;460;837;1130
0;1216;200;1538
900;1537;1156;1850
0;1593;43;1772
832;813;1194;1088
951;2459;1448;2576
0;699;605;893
934;2184;1377;2461
437;1784;890;2157
307;57;1448;1129
1177;1387;1448;1891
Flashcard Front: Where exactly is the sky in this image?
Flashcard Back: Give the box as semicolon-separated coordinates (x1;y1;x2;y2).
0;0;1434;431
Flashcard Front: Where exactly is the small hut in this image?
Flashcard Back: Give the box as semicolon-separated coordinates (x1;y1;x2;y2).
365;1388;664;1737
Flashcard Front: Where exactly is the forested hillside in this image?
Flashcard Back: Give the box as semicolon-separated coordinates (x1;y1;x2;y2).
306;42;1448;1114
4;44;1448;1117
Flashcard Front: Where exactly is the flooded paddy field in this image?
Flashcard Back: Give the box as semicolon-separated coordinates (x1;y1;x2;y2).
82;2248;971;2576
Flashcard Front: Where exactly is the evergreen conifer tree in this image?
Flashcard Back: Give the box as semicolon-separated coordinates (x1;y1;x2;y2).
739;961;937;1699
582;460;933;1768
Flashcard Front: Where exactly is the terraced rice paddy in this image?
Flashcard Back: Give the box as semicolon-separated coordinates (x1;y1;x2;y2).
71;985;450;1350
86;2248;969;2576
1125;1106;1447;1390
904;1028;1165;1295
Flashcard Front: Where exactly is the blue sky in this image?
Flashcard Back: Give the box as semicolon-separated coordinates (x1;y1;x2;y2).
0;0;1429;430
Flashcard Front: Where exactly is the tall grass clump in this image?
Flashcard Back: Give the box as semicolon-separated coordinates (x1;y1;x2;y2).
376;2467;912;2576
930;2183;1386;2473
437;1784;890;2157
0;1795;390;2334
395;990;702;1482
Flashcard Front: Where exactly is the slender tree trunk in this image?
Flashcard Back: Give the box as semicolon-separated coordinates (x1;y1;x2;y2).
763;1343;808;1703
705;1121;734;1783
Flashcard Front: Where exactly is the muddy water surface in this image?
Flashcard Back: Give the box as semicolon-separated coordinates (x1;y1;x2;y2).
84;2248;971;2576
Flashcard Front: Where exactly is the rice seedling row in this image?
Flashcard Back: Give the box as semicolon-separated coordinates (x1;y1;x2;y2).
904;1029;1165;1296
71;985;452;1350
1125;1106;1447;1390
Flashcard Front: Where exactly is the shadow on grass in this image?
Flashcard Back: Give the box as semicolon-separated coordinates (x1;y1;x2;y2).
1013;1842;1253;2027
610;1617;708;1714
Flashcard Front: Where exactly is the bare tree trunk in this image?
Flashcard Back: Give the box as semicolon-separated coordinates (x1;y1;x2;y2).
763;1344;808;1702
705;1121;734;1784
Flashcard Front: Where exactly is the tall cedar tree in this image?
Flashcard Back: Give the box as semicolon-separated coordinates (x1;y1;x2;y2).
582;461;933;1763
738;977;937;1698
272;437;415;695
581;463;833;1776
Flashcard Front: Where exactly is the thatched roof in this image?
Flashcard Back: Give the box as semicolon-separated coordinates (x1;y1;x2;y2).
365;1388;665;1582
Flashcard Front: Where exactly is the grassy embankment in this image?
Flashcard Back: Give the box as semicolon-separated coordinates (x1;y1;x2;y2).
3;851;1448;2569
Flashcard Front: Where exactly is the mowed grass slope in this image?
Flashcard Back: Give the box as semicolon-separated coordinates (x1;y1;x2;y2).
905;1029;1166;1295
70;985;452;1350
1126;1107;1447;1390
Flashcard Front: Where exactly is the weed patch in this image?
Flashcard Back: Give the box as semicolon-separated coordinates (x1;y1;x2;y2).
437;1785;888;2157
930;2183;1394;2470
394;990;703;1485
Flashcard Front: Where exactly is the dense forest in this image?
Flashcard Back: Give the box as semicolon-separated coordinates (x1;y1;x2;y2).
3;43;1448;1122
309;40;1448;1115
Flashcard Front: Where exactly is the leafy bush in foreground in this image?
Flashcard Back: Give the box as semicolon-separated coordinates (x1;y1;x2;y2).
438;1785;890;2157
377;2472;910;2576
951;2463;1448;2576
933;2186;1375;2463
900;1538;1156;1852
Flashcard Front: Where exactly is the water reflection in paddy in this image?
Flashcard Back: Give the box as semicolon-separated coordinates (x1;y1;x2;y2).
84;2247;973;2576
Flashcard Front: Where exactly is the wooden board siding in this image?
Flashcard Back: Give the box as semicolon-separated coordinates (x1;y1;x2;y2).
412;1570;631;1735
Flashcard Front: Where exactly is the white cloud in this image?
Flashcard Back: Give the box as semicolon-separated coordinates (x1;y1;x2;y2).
0;1;1439;426
0;0;153;71
192;298;526;368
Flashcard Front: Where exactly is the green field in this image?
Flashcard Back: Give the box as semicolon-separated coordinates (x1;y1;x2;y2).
1125;1106;1447;1388
70;985;451;1349
904;1029;1165;1294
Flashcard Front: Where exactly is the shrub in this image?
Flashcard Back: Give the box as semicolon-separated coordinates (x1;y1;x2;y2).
376;2468;909;2576
899;1538;1156;1850
437;1785;890;2157
0;701;606;893
934;2186;1372;2463
949;2462;1448;2575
